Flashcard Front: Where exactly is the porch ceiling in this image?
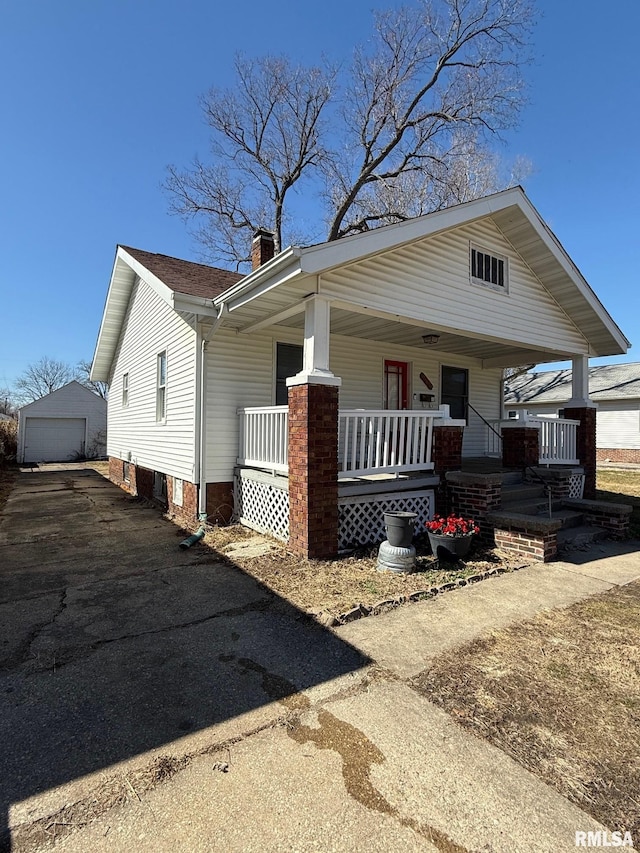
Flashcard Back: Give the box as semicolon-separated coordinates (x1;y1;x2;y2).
273;306;567;367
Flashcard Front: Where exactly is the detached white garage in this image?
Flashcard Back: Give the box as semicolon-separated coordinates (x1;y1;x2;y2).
18;382;107;464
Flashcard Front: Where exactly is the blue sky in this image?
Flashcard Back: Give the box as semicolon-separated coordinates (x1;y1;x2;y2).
1;0;638;389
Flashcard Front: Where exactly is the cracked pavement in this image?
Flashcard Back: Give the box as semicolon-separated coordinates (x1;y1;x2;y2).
1;465;627;852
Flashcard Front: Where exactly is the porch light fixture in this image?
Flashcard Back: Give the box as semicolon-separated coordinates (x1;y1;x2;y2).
422;333;440;345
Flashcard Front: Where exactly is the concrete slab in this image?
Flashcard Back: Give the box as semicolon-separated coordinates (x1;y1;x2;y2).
337;564;615;679
46;724;433;853
556;539;640;586
40;681;606;853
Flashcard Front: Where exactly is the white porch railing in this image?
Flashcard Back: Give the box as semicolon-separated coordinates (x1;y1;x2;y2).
529;416;580;465
237;406;450;477
237;406;288;474
338;409;442;478
490;412;580;465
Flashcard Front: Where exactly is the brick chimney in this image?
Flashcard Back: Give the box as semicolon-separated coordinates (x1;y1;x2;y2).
251;229;275;270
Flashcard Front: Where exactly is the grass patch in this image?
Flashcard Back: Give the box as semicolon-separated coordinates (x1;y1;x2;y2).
596;469;640;537
414;581;640;838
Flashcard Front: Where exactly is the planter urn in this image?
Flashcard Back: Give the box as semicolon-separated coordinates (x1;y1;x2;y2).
428;532;474;560
383;511;418;548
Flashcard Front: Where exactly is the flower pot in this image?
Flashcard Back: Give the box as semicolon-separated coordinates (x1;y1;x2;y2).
383;511;418;548
428;532;474;560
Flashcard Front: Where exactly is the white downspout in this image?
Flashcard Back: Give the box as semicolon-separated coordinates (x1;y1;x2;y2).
198;304;227;520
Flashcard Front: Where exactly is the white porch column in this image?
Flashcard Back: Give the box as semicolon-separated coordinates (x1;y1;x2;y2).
287;295;341;388
567;355;596;407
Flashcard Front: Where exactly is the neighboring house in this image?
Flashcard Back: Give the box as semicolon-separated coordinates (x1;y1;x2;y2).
505;363;640;464
17;381;107;464
90;187;629;558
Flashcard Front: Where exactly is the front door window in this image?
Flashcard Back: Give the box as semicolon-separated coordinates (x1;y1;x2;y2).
384;360;409;409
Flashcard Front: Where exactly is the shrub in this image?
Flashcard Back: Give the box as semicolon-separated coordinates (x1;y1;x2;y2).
0;418;18;464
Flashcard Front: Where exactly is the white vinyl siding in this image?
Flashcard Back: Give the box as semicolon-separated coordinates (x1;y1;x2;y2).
107;278;197;481
206;327;502;480
319;218;589;355
596;401;640;450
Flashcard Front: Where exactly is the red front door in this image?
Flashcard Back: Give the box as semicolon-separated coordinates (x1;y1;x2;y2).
384;360;409;409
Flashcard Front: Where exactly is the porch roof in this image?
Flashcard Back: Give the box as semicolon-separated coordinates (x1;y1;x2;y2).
213;187;629;368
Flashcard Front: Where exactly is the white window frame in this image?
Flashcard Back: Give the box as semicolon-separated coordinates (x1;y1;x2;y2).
156;350;167;422
122;372;129;408
470;243;509;293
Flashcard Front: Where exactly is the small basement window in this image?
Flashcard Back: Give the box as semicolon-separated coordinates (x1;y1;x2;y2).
173;477;183;507
470;244;508;291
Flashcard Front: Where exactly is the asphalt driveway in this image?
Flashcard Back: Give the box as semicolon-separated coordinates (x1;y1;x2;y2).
0;466;367;851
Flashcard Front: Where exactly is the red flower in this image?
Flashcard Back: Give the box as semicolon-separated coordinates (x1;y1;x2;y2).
425;514;479;537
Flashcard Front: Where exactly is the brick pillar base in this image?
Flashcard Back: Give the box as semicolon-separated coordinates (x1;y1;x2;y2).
432;426;464;515
564;406;597;499
446;472;502;543
502;427;539;469
288;383;339;559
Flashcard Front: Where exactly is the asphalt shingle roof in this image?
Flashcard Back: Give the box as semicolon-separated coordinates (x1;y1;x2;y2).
121;246;243;299
505;363;640;404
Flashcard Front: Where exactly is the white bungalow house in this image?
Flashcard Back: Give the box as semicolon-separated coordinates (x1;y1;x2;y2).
90;187;629;558
505;363;640;464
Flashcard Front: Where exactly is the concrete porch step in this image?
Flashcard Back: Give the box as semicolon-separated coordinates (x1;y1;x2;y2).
501;483;546;504
557;524;609;549
500;471;524;486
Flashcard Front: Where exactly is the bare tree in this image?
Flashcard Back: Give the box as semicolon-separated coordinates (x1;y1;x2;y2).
0;386;17;417
166;55;336;267
13;357;76;404
327;0;533;239
77;359;109;400
166;0;534;267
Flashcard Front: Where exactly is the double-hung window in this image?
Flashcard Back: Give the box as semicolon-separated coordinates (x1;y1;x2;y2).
156;351;167;421
122;373;129;408
275;343;303;405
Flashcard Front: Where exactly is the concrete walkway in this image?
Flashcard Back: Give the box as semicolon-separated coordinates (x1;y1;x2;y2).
2;466;639;852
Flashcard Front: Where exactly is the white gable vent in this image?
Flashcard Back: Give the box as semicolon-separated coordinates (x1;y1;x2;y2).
470;244;508;291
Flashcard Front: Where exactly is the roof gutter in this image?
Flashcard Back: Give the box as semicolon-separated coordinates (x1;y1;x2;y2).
213;247;301;312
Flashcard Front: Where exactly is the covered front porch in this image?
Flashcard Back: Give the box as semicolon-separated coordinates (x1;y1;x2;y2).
234;396;591;552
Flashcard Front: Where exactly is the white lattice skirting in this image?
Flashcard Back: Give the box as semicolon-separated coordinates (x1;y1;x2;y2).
568;473;585;499
235;472;289;541
339;489;435;551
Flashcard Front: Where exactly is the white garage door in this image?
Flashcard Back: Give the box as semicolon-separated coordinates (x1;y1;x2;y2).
23;417;86;463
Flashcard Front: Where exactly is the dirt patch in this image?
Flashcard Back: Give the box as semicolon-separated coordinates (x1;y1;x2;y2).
199;525;524;619
413;580;640;840
86;460;110;479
